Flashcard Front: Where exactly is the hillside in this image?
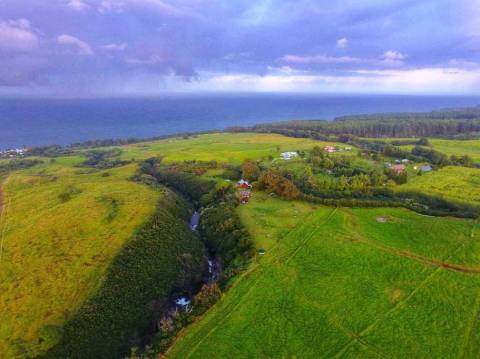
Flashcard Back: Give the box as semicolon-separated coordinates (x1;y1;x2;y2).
0;157;161;357
168;195;480;358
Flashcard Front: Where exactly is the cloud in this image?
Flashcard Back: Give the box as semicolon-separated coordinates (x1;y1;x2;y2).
98;0;191;17
382;50;407;66
57;34;94;55
282;54;363;65
0;18;39;52
125;55;164;65
282;50;408;68
337;37;348;49
102;42;127;51
194;66;480;94
448;58;480;68
66;0;90;12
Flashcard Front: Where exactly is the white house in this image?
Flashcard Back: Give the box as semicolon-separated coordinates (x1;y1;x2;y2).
281;152;298;160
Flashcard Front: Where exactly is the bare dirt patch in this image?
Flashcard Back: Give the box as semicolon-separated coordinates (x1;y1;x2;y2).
385;288;404;302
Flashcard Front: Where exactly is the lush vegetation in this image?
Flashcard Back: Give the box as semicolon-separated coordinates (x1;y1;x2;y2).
0;160;159;357
117;133;339;164
79;148;130;169
2;129;480;359
249;107;480;139
168;196;480;359
135;157;255;274
46;190;206;359
0;158;43;174
398;166;480;206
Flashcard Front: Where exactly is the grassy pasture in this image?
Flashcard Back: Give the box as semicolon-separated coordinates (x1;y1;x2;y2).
397;166;480;206
0;160;158;357
168;196;480;359
428;139;480;162
118;133;340;164
370;137;480;162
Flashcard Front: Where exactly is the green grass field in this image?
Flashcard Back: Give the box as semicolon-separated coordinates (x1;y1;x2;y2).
2;132;480;358
371;138;480;163
0;159;159;357
428;139;480;162
397;166;480;205
118;133;341;164
168;195;480;358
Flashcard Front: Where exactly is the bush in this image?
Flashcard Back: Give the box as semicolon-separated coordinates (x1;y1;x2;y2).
58;185;82;203
257;170;300;199
193;283;222;314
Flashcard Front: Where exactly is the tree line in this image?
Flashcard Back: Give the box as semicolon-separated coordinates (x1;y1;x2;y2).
242;107;480;139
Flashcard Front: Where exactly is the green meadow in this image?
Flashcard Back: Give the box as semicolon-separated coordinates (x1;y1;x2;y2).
168;195;480;359
0;159;158;357
398;166;480;205
428;139;480;162
373;138;480;163
118;132;339;164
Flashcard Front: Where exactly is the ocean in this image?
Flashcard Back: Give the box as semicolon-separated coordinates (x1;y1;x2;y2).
1;94;480;149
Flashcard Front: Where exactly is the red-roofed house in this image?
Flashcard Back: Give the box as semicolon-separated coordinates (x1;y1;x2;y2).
391;164;406;174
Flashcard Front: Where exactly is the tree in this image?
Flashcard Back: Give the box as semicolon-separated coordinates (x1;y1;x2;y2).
258;170;301;200
240;160;260;181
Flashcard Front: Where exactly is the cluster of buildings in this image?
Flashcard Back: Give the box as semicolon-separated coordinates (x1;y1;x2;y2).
385;161;433;174
0;148;26;159
237;179;252;204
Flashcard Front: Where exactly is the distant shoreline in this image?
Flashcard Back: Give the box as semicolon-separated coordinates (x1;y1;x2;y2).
1;94;480;149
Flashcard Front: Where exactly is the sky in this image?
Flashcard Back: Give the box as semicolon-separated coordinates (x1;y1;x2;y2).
0;0;480;97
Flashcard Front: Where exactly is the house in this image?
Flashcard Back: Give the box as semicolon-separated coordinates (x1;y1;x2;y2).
420;165;432;173
237;179;252;189
280;151;298;160
240;191;251;204
324;146;336;153
391;164;406;174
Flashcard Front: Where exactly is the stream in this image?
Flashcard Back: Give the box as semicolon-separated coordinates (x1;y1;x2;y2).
175;211;219;307
190;210;219;281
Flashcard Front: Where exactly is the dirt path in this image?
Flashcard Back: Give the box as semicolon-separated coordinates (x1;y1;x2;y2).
357;236;480;274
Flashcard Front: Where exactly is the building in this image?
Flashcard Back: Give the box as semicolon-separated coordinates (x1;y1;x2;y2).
280;151;298;160
391;164;406;174
237;179;252;189
420;165;432;173
324;146;336;153
240;191;251;204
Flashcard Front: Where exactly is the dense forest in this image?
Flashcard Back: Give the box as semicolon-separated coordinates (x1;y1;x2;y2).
244;107;480;139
